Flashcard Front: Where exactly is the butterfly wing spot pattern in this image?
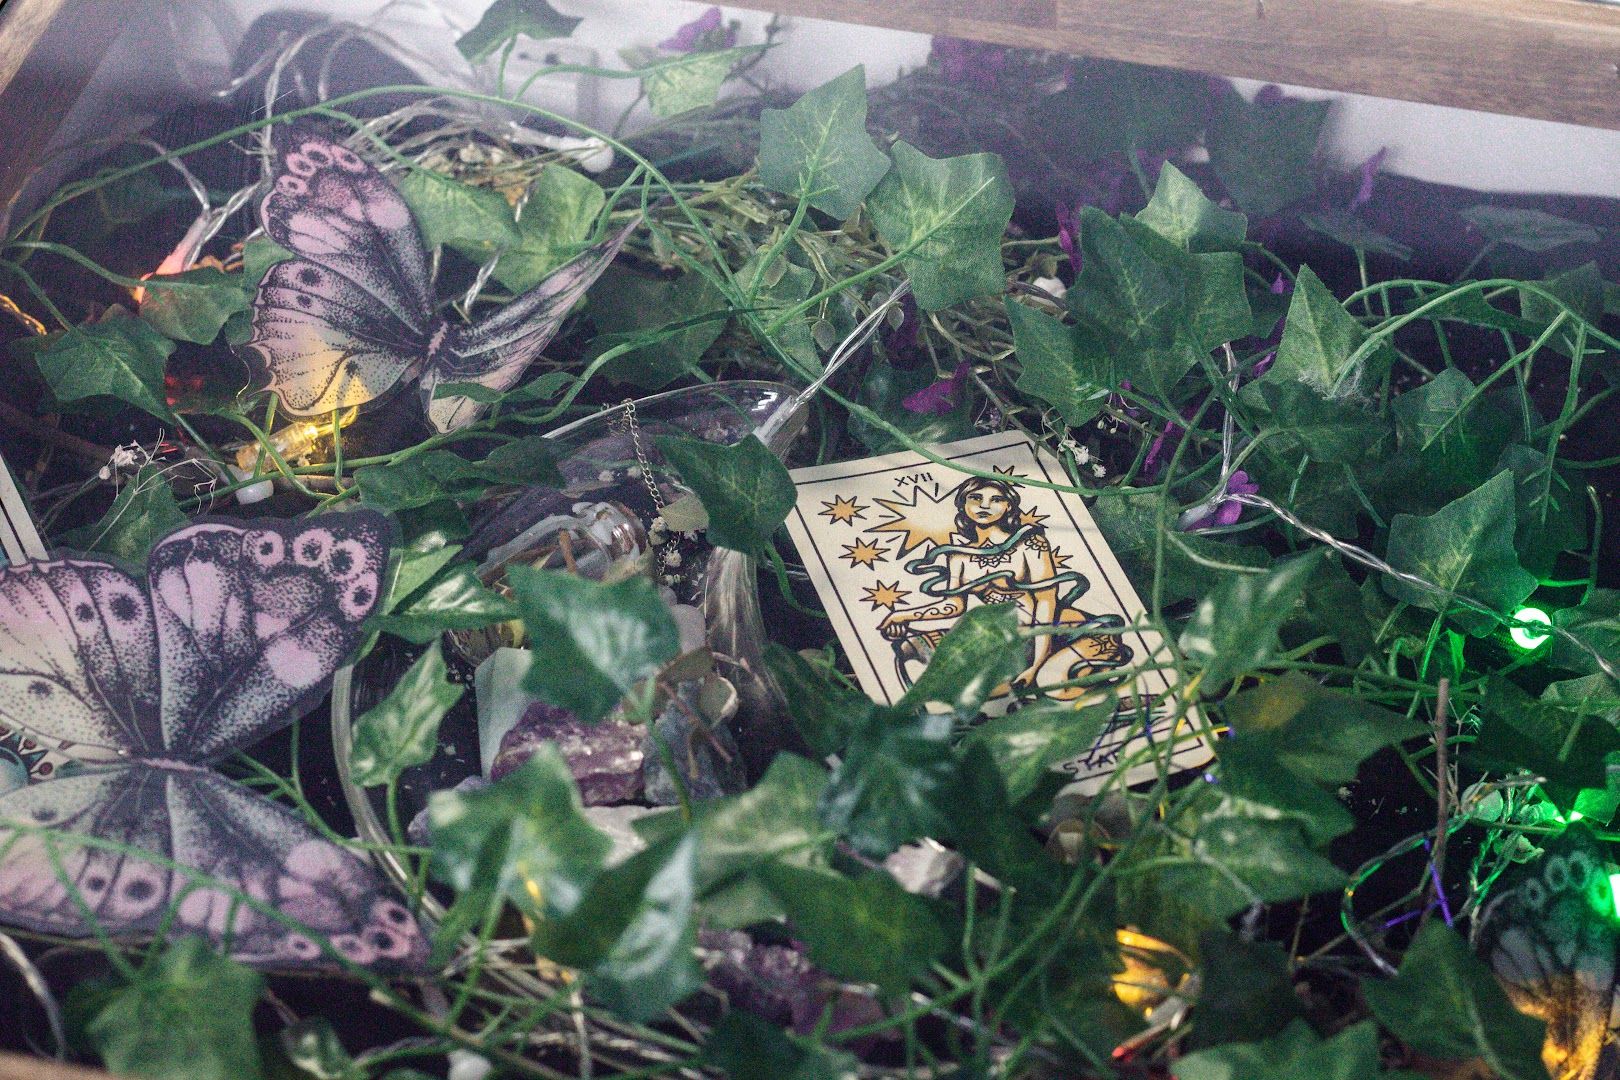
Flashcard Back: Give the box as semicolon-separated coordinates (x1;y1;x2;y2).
244;130;633;434
0;512;430;973
1479;828;1620;1080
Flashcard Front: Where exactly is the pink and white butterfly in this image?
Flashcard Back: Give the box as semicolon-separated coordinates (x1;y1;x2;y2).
0;511;430;972
242;131;633;434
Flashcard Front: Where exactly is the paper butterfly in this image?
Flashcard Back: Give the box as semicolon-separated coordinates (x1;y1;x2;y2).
242;131;632;434
1478;825;1619;1080
0;511;431;972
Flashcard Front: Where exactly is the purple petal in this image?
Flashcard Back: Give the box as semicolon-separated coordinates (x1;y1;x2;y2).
1055;204;1081;267
902;361;970;416
1211;499;1244;527
1270;273;1291;295
1254;84;1285;107
1350;147;1388;212
659;7;725;51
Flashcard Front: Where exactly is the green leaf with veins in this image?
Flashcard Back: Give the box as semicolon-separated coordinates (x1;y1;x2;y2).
1470;676;1619;790
899;603;1024;714
529;834;703;1021
819;706;960;857
762;862;948;996
1214;737;1354;845
763;644;867;756
622;47;758;117
397;169;520;258
758;65;891;221
240;237;292;284
1174;1020;1418;1080
1363;921;1547;1080
1497;443;1588;578
428;746;610;920
1552;589;1620;675
1240;378;1388;464
866;141;1014;310
1300;209;1413;260
1135;162;1247;253
1383;470;1537;635
510;566;679;722
1187;931;1303;1051
490;165;605;294
376;562;517;644
86;938;265;1080
35;313;173;421
960;699;1116;804
456;0;581;63
1179;552;1323;689
140;267;250;344
588;265;728;389
1091;492;1269;605
349;642;464;787
1460;205;1598;253
1206;92;1329;217
1262;265;1375;399
656;433;794;556
1161;814;1348;921
1007;298;1108;426
60;467;187;565
1222;673;1425;785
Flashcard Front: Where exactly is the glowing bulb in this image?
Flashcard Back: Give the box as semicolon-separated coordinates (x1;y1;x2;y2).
1569;810;1586;823
1607;872;1620;918
1509;606;1553;651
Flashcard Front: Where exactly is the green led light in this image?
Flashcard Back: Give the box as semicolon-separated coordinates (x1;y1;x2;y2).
1509;606;1552;651
1608;872;1620;919
1570;810;1586;823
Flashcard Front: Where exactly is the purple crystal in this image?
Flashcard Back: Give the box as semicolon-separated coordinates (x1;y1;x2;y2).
490;701;646;805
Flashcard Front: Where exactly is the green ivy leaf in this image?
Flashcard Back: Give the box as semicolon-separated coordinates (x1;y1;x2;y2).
1300;209;1413;260
1470;676;1620;790
1239;378;1387;464
429;746;611;920
1222;673;1425;785
762;644;866;756
623;47;756;117
1206;92;1329;217
349;642;465;787
35;313;173;421
240;237;292;284
1387;368;1523;507
1006;298;1108;426
758;65;891;221
1215;737;1355;845
1520;260;1604;359
1263;266;1375;399
140;267;251;344
398;169;520;258
1135;163;1247;253
529;834;704;1021
1163;814;1348;922
1186;931;1303;1051
1092;492;1269;605
85;938;265;1080
491;166;606;294
819;706;959;857
959;700;1115;805
1363;921;1548;1080
705;1011;859;1080
355;442;562;511
1035;58;1213;164
866;141;1014;311
510;567;679;722
1460;205;1598;253
1552;590;1620;675
1497;443;1588;578
456;0;581;63
59;467;187;565
655;433;794;556
1384;470;1537;635
589;265;728;389
899;603;1024;714
376;562;518;644
1179;552;1323;689
762;862;948;996
1174;1019;1417;1080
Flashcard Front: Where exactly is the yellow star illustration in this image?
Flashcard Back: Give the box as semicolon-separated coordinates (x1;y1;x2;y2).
841;538;888;569
1052;549;1072;570
862;580;910;611
1019;508;1050;528
866;484;957;554
818;494;867;526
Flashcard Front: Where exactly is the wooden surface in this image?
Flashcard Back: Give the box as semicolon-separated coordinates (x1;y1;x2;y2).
729;0;1620;130
0;1053;112;1080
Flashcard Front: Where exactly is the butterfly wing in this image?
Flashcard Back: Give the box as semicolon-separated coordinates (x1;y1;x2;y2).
0;764;428;972
243;134;436;418
146;513;392;761
423;219;636;434
0;557;162;758
1479;826;1620;1080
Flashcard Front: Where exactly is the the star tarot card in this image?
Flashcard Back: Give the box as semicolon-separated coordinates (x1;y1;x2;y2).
783;432;1210;790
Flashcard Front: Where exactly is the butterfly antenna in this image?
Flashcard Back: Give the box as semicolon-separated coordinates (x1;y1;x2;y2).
755;279;911;446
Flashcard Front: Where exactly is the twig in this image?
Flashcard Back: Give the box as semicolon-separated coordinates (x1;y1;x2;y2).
0;400;114;468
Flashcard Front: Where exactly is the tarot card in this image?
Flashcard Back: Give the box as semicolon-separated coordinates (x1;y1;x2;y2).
784;432;1210;790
